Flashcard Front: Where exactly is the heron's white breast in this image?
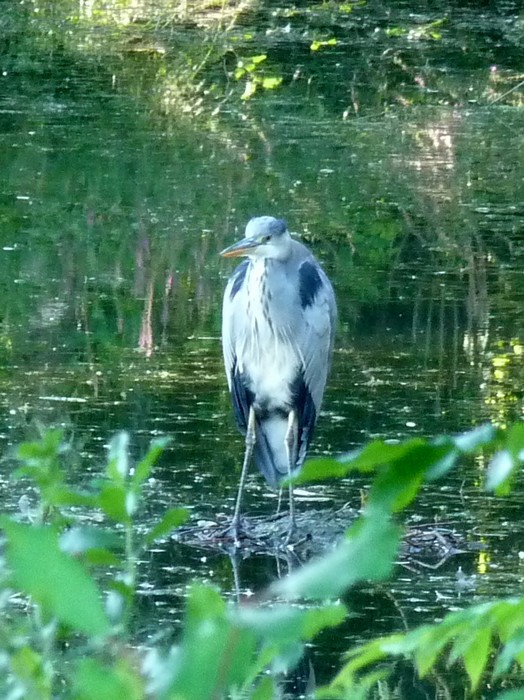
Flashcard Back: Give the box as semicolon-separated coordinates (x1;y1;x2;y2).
238;261;300;411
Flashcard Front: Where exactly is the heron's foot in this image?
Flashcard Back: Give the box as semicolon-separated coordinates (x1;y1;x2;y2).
219;515;250;548
230;516;243;548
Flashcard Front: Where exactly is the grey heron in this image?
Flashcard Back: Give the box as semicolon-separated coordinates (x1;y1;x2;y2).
220;216;336;545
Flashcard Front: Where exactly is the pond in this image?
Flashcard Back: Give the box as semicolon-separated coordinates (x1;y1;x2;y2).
1;0;524;696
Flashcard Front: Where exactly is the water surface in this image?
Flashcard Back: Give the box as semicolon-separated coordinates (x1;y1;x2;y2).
1;1;524;695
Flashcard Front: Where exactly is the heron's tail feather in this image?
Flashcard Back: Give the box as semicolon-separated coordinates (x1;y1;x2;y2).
254;415;302;489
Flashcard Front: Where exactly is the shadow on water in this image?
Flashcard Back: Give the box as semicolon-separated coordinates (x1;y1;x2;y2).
1;0;524;695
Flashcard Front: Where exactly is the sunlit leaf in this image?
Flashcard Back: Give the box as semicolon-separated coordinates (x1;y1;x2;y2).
311;38;337;51
386;26;408;37
262;76;283;90
2;519;110;636
106;432;129;482
486;450;514;494
453;423;499;453
487;424;524;493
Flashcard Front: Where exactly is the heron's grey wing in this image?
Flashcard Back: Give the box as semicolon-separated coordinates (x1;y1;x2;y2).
222;260;251;434
293;259;336;461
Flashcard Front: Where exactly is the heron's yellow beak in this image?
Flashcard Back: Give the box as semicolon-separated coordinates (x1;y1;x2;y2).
220;237;261;258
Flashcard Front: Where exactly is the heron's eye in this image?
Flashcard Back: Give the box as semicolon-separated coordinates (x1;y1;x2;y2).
261;235;271;243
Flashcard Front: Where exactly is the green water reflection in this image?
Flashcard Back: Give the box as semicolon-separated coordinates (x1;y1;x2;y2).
1;0;524;695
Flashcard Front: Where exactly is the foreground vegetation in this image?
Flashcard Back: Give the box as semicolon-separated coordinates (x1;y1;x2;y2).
1;423;524;698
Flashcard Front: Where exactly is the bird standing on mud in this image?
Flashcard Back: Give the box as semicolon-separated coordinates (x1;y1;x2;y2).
220;216;336;545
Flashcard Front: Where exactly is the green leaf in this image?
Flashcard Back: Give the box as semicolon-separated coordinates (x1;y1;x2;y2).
329;636;400;691
144;507;189;544
424;443;459;480
486;423;524;493
59;526;122;557
369;444;452;512
10;646;47;690
453;423;499;453
412;616;468;677
251;675;277;700
297;456;349;483
461;626;491;690
346;438;428;470
272;514;401;600
187;583;226;622
236;603;346;643
99;483;130;524
132;437;170;489
494;629;524;677
16;429;64;465
166;584;257;700
299;438;433;483
51;487;98;508
73;658;144;700
1;519;110;636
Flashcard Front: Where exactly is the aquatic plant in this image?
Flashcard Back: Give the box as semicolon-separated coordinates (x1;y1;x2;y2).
1;423;524;697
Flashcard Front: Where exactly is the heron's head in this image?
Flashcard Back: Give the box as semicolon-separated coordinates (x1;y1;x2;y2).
220;216;291;261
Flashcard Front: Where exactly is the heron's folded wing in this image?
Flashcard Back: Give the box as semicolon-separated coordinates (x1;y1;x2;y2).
222;260;251;433
297;259;337;417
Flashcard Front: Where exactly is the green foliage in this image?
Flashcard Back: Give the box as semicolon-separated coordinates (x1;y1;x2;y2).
234;53;283;100
326;598;524;696
73;658;144;700
310;37;338;51
2;519;110;636
2;422;524;697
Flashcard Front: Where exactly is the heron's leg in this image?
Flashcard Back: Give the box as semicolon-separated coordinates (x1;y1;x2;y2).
275;487;284;516
231;406;256;547
283;410;299;544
